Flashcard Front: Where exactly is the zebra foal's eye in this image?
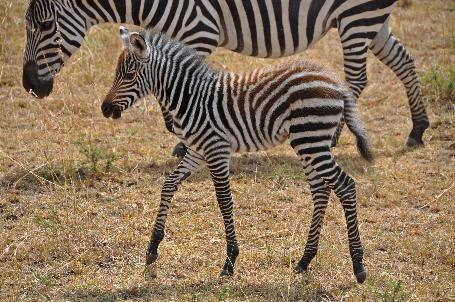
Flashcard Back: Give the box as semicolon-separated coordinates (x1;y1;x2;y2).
41;20;53;31
124;72;135;81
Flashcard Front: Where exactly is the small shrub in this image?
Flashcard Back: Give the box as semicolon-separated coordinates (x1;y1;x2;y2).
421;67;455;104
33;209;61;230
218;285;231;301
73;139;118;173
375;280;410;302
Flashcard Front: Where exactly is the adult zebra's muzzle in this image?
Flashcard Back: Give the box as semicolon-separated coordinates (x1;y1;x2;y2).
22;61;54;98
101;101;122;119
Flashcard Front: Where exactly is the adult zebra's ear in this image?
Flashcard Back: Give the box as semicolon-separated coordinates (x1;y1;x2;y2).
130;33;150;61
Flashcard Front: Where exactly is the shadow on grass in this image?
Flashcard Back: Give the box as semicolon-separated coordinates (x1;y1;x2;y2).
0;150;374;195
62;277;344;301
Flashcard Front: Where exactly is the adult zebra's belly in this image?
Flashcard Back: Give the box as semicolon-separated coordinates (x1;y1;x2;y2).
219;0;335;59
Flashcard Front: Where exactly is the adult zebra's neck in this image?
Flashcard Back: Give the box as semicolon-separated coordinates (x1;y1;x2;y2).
74;0;220;54
74;0;145;28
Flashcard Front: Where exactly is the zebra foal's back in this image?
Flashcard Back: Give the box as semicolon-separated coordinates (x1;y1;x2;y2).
214;61;348;153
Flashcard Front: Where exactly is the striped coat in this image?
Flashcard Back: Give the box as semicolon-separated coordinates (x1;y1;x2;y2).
101;29;373;283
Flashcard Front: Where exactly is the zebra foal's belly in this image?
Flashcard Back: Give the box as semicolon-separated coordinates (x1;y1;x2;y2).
227;122;290;153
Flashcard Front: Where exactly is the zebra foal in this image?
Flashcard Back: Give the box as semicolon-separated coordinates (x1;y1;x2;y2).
102;27;373;283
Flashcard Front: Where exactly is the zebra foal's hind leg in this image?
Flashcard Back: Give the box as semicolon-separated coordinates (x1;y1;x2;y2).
311;151;366;283
294;164;330;273
144;149;205;279
291;132;366;283
370;22;429;147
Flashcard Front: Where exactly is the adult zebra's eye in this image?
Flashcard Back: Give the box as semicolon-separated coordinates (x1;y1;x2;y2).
41;20;53;31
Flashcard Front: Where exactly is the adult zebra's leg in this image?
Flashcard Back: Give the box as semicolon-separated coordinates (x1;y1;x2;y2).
331;118;346;147
332;42;369;147
294;164;331;273
311;150;366;283
370;23;429;147
144;149;205;278
205;149;239;276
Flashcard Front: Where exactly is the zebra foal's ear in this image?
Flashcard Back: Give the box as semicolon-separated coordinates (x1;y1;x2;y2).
130;33;150;60
119;26;130;48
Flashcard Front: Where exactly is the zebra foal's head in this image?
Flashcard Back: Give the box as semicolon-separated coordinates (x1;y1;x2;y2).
23;0;86;98
102;27;151;119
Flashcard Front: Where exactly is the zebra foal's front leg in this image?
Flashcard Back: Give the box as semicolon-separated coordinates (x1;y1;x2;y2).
144;149;205;279
205;149;239;276
159;105;188;158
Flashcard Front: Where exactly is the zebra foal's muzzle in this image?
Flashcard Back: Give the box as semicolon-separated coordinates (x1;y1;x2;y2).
101;100;122;119
22;61;54;98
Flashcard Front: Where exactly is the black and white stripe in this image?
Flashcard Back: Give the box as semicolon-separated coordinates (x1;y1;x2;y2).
24;0;429;145
101;29;373;282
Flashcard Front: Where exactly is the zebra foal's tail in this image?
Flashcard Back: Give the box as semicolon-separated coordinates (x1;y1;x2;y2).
342;90;374;162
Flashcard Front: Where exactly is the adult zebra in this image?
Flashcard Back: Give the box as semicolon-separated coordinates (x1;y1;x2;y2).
23;0;429;150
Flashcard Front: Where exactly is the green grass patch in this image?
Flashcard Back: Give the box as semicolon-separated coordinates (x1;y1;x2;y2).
421;67;455;104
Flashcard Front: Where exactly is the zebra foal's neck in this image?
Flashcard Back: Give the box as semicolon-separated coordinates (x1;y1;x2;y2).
144;32;218;108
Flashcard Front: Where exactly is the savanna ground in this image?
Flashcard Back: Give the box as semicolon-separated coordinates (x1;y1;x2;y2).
0;0;454;301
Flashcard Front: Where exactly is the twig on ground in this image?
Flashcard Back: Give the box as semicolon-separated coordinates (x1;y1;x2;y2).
1;150;64;190
418;180;455;209
0;233;31;260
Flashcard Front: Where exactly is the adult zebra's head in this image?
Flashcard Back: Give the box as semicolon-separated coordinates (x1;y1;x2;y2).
102;27;151;119
23;0;87;98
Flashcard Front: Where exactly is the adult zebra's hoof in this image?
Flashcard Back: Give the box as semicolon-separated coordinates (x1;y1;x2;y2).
406;121;429;148
353;262;367;284
405;136;424;148
172;142;188;158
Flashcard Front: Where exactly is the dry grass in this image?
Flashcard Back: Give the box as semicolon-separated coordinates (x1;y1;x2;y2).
0;1;454;301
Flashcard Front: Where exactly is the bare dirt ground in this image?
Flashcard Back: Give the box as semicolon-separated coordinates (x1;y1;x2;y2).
0;1;454;301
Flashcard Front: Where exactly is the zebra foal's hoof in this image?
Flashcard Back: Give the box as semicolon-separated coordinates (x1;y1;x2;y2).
294;256;312;274
144;263;158;280
220;269;234;277
144;253;158;280
353;262;367;284
294;263;309;274
355;270;367;284
172;142;188;158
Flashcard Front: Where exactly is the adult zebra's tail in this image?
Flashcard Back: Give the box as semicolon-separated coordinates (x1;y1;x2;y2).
342;90;374;162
